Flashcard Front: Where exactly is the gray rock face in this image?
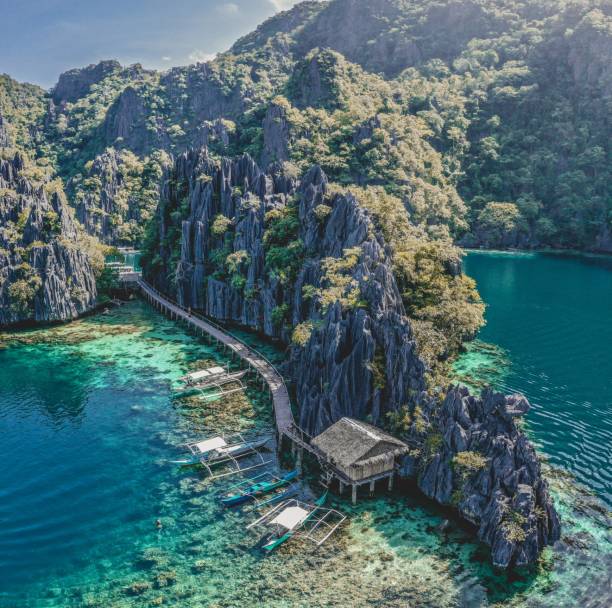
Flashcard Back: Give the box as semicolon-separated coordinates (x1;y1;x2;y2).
409;386;561;568
261;103;290;168
103;86;152;152
52;60;121;104
145;148;425;432
0;113;11;148
74;149;123;243
0;153;97;326
143;147;559;567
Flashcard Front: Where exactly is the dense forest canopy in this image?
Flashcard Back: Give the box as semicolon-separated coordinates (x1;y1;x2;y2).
1;0;610;251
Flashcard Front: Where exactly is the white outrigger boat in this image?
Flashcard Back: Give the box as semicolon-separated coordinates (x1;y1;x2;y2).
180;365;229;386
171;432;274;479
173;369;248;399
246;492;346;551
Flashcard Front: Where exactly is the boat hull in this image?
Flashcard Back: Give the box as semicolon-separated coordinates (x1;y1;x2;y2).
221;470;298;507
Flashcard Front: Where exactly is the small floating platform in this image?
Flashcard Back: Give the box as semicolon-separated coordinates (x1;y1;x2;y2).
247;491;345;551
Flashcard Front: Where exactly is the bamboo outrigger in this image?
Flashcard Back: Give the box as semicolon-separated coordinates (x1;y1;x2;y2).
173;369;248;399
246;492;346;551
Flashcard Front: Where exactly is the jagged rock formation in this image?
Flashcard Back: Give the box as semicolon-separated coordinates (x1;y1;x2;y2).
52;60;121;104
71;148;169;245
142;148;560;567
74;149;126;243
145;148;426;429
0;113;11;148
404;386;561;568
0;153;97;326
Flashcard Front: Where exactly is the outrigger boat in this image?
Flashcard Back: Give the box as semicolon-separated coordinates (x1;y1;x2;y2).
219;470;299;507
180;366;228;386
172;369;248;399
246;492;346;551
171;433;270;466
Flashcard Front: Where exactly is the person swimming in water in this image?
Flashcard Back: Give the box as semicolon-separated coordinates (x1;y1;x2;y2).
155;519;162;529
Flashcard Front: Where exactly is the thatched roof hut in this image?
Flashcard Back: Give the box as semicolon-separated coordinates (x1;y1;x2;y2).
311;418;409;482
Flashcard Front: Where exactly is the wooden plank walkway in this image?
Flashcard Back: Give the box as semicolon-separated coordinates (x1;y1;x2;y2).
138;280;294;433
138;279;411;503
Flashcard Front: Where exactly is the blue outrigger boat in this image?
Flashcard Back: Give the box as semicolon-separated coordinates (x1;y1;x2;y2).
220;470;299;507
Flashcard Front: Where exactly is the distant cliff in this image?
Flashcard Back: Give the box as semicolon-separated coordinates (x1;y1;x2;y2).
142;148;560;568
0;152;98;326
9;0;604;253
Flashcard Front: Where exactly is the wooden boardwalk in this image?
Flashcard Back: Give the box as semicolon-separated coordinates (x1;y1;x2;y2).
138;279;413;503
138;280;294;433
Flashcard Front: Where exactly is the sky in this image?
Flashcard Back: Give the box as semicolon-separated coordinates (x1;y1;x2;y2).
0;0;304;89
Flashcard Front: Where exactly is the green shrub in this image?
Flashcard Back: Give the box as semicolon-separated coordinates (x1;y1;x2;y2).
313;204;332;221
292;321;314;346
502;510;528;543
271;304;290;328
452;451;488;479
8;275;42;312
211;214;232;236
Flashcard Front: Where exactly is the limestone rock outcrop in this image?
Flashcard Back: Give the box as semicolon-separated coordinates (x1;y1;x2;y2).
52;60;121;104
0;153;97;326
142;148;560;567
405;386;561;568
145;148;425;430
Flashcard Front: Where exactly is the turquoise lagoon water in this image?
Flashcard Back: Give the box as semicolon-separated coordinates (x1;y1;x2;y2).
0;263;610;607
456;251;612;508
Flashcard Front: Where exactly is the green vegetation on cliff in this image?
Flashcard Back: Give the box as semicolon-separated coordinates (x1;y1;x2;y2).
4;0;610;252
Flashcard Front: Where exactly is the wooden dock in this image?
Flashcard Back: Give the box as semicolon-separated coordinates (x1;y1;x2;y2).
138;280;294;434
138;279;406;503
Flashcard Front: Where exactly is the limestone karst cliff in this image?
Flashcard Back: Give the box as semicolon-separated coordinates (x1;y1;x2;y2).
142;147;560;568
0;152;98;326
405;386;561;568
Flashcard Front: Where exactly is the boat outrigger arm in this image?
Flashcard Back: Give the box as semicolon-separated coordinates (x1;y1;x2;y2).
246;493;346;551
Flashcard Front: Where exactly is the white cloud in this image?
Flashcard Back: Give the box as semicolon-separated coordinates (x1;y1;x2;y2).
161;56;172;62
216;2;239;15
268;0;299;11
188;50;218;64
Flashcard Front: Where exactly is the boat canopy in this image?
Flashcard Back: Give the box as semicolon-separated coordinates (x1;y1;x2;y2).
186;366;225;382
194;436;227;454
270;506;309;530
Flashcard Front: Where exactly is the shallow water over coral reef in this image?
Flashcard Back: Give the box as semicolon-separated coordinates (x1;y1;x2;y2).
0;301;609;607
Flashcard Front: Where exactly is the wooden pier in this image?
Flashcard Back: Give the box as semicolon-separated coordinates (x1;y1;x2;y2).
138;280;406;503
139;280;293;433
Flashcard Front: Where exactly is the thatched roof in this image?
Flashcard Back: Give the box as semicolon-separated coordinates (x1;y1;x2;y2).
311;418;408;469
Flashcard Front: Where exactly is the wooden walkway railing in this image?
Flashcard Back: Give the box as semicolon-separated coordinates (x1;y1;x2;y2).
138;279;413;502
